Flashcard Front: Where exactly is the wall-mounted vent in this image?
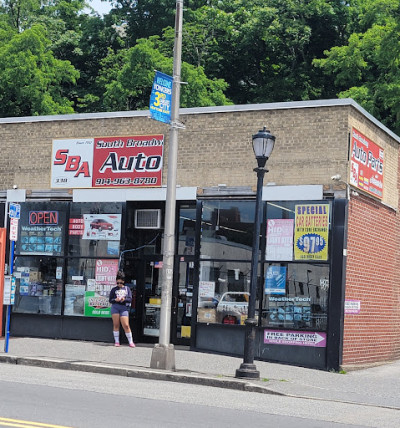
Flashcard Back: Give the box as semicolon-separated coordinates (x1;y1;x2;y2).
135;209;161;229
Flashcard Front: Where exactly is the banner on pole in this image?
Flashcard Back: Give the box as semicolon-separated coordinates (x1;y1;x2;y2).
149;71;173;123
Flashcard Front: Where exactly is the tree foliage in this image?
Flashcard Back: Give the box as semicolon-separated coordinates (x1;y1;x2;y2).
96;36;230;111
0;23;78;116
314;0;400;132
0;0;400;132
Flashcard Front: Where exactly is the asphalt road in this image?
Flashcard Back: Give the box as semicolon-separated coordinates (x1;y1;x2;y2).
0;364;396;427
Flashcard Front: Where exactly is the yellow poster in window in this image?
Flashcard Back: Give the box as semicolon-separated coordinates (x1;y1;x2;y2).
294;204;329;260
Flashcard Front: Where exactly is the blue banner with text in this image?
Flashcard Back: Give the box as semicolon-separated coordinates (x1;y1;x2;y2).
149;71;173;124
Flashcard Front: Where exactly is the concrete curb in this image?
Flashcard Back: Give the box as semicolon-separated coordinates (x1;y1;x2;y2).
0;355;284;396
1;355;400;410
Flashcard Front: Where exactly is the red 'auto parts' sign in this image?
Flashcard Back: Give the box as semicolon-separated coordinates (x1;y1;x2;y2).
51;135;164;189
350;128;384;199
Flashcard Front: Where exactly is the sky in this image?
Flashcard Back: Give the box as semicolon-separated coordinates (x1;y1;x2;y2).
87;0;113;16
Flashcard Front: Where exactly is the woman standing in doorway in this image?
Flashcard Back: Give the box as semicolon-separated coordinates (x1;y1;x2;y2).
109;271;135;347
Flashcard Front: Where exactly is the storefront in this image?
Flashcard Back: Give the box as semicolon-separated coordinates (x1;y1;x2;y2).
9;194;197;345
6;184;345;370
1;99;400;370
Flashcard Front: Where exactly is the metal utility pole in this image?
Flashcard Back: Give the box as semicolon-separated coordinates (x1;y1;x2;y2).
150;0;184;370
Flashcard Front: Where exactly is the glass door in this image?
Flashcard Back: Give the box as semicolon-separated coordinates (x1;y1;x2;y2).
125;258;162;343
142;259;162;338
126;257;194;345
171;256;195;345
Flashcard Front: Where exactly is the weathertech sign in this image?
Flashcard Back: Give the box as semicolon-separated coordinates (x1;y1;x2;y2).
51;135;164;188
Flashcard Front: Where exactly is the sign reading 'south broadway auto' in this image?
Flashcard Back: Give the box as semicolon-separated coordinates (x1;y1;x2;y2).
51;135;164;188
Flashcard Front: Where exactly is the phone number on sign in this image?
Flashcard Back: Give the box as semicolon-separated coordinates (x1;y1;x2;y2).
95;177;158;186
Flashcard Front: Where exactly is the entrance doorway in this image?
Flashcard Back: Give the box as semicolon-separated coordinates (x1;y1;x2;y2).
171;256;194;345
124;257;192;345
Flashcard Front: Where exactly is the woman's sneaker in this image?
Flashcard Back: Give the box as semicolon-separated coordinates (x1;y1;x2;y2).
129;342;136;348
114;343;120;347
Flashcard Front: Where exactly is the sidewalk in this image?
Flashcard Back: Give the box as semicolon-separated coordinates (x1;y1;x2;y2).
1;337;399;410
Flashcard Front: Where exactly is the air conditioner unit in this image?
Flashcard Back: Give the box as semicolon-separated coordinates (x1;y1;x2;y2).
135;209;162;229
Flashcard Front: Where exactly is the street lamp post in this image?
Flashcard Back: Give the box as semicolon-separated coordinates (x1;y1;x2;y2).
235;127;275;379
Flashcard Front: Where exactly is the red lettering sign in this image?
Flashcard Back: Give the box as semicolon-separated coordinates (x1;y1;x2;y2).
350;128;384;199
29;211;59;225
92;135;164;188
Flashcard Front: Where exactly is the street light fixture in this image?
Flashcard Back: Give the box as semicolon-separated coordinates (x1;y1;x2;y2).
235;126;275;379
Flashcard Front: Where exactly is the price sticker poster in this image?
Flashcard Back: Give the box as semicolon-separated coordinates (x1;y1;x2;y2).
294;204;329;261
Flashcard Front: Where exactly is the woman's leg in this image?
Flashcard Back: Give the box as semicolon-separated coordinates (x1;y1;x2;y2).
112;313;121;345
120;316;134;346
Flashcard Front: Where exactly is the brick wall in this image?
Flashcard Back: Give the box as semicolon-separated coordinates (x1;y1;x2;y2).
342;109;400;367
0;105;352;191
343;191;400;366
1;105;397;204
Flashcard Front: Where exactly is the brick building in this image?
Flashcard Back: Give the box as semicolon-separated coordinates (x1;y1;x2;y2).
0;98;399;370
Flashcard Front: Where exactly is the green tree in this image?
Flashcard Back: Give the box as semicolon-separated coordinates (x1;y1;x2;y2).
108;0;176;42
96;36;231;111
0;0;40;31
172;0;359;104
0;24;79;116
314;0;400;132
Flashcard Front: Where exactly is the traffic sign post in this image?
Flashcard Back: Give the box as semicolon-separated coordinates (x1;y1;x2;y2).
4;203;19;353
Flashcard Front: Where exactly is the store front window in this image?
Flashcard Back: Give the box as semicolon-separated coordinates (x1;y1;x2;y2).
13;256;62;315
177;204;196;256
13;202;68;315
13;256;63;315
12;201;123;318
261;263;329;330
68;202;123;258
65;202;123;317
200;200;254;260
263;200;331;331
65;257;119;317
197;199;331;330
197;260;253;324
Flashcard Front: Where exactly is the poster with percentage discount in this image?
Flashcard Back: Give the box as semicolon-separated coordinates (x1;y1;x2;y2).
294;204;329;261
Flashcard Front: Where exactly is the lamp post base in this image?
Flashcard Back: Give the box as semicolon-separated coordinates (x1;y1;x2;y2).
150;343;176;370
235;363;260;379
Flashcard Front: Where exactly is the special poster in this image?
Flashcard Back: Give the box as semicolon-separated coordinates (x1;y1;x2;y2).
294;204;329;261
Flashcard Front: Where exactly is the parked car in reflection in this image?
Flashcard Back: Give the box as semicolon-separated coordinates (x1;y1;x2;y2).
216;292;249;324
